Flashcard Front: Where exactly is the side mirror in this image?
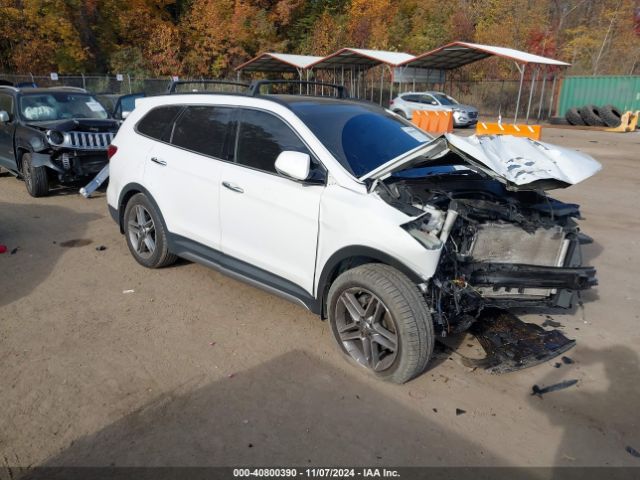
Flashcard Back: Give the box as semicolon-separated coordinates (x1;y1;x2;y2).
275;151;311;181
0;110;9;123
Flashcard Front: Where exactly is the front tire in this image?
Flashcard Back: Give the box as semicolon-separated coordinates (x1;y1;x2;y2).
328;264;434;384
123;193;177;268
21;152;49;197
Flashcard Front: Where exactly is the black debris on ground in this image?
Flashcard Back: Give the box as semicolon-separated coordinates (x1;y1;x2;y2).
432;408;438;413
626;446;640;458
562;356;574;365
10;247;18;255
96;245;107;251
554;362;562;368
542;318;563;328
531;379;578;397
456;408;466;416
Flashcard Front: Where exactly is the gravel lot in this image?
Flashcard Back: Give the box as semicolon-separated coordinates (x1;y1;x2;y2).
1;127;639;471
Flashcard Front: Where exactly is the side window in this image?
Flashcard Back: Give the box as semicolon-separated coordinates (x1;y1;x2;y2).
171;106;234;159
235;109;309;174
420;95;437;105
0;94;13;118
402;95;419;103
136;106;183;141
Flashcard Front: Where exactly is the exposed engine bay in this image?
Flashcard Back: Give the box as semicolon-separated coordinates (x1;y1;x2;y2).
374;135;599;361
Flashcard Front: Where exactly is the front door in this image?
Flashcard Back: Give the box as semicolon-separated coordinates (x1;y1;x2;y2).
219;109;324;295
0;93;16;169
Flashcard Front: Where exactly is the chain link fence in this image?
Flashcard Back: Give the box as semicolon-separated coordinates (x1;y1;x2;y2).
1;73;561;121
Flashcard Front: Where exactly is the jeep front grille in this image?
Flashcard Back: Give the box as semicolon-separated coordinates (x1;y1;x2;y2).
63;132;115;150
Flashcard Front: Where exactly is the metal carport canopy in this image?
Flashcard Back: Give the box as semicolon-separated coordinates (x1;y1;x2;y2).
397;41;570;122
235;53;323;73
307;48;415;105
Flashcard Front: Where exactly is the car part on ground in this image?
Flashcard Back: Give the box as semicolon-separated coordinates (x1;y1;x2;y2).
578;105;606;126
598;104;622;127
564;107;585;125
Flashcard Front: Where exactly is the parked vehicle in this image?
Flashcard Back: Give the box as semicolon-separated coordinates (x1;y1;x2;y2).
96;92;146;120
390;91;478;127
107;85;600;383
0;84;119;196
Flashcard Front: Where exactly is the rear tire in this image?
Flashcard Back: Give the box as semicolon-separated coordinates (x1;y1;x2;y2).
123;193;177;268
565;108;585;126
578;105;605;126
21;152;49;197
328;264;433;384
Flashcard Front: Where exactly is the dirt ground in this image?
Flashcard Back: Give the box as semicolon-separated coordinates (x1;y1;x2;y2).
1;127;639;471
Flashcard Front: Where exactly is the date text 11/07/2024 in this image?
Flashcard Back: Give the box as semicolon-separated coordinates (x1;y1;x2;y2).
233;468;401;478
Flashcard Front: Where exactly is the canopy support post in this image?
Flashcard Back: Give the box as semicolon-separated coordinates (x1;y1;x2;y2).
514;62;526;123
525;67;538;123
388;66;393;106
548;73;558;118
341;66;344;86
379;66;384;106
537;67;547;121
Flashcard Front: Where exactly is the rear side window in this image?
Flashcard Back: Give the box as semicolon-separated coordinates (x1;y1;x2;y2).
136;106;182;141
402;95;420;103
235;109;309;174
172;106;234;159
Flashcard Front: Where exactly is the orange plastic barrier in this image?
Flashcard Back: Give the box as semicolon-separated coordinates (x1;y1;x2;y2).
475;122;542;141
411;110;454;135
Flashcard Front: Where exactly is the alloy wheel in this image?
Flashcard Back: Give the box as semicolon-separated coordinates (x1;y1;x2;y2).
127;204;156;259
335;287;398;372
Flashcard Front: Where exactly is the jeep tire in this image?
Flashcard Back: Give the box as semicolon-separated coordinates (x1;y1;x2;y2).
22;152;49;197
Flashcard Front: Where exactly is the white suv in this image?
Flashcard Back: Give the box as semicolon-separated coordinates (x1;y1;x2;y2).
107;88;600;383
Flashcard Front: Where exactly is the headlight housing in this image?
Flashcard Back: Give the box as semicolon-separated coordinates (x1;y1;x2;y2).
46;130;64;146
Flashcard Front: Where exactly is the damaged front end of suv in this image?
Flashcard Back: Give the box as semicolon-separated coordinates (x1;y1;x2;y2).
371;133;600;370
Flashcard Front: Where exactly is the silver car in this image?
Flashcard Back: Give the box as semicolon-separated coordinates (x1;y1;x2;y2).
390;91;479;127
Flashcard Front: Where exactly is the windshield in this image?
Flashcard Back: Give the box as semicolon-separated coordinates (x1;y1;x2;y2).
433;93;458;106
19;93;109;121
289;101;433;177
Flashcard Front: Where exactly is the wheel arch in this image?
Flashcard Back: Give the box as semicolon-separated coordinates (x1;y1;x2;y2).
117;183;168;235
315;246;424;319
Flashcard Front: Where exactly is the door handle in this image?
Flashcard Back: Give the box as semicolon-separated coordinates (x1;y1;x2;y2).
150;157;167;166
222;181;244;194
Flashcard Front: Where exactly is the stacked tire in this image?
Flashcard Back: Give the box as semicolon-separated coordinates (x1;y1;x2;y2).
565;104;622;127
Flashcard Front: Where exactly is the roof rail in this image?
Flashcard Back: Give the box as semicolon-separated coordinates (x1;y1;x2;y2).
167;79;250;94
248;80;349;99
49;86;87;93
0;84;19;92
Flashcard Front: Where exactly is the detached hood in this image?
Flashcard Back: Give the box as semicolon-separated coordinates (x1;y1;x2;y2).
362;133;602;191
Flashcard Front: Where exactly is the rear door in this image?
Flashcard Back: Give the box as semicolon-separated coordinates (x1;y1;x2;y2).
0;93;16;169
144;105;234;250
218;108;325;294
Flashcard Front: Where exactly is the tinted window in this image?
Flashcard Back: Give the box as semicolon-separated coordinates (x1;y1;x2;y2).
0;94;13;115
420;95;437;105
137;106;183;141
433;93;458;106
289;101;433;177
235;109;308;174
171;106;233;159
402;95;420;103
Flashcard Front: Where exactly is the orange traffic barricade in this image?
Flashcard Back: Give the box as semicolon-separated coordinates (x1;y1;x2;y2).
411;110;454;135
475;122;542;141
476;122;542;140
